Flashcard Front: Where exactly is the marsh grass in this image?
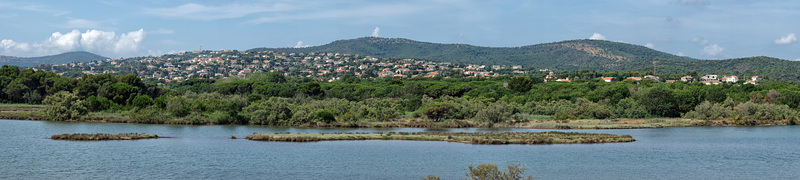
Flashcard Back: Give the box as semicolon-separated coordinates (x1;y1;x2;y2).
51;133;159;141
246;131;635;144
523;118;703;129
0;103;46;108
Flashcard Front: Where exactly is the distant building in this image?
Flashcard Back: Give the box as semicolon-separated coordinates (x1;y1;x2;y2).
601;77;616;82
700;75;718;81
702;80;721;85
644;75;660;81
721;76;739;83
680;76;694;82
745;76;760;84
627;77;642;82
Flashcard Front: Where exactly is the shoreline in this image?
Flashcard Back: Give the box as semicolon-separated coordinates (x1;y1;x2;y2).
1;111;793;129
1;105;793;129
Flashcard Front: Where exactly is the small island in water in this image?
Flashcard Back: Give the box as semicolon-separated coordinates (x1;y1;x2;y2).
51;133;159;141
246;132;634;145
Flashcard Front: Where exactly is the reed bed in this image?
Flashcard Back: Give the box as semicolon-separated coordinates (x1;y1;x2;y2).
245;131;635;145
51;133;159;141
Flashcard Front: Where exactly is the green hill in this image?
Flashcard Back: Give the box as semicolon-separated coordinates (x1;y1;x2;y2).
0;51;108;67
250;37;800;80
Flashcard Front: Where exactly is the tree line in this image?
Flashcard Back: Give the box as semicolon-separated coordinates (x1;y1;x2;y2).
3;65;800;125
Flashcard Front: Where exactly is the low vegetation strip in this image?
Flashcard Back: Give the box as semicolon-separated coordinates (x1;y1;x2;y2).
51;133;159;141
245;132;634;144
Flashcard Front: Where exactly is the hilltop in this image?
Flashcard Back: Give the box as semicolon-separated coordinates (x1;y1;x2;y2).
250;37;688;68
0;51;108;67
251;37;800;80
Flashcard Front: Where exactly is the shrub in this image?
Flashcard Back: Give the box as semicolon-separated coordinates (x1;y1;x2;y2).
316;110;336;123
165;95;190;117
551;98;612;120
508;76;533;92
682;101;732;120
42;91;87;120
421;102;454;121
612;97;649;118
475;101;519;123
131;94;153;108
465;163;533;180
129;106;166;124
243;97;293;125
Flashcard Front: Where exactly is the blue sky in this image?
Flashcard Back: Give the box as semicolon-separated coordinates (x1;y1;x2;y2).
1;0;798;61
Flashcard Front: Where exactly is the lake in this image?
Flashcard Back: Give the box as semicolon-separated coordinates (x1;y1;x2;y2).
1;119;798;179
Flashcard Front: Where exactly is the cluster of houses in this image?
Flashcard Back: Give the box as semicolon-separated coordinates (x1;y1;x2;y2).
549;73;760;85
41;49;531;83
616;75;759;85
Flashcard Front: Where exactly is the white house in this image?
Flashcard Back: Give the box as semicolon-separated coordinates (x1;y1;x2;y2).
722;76;739;83
680;76;693;82
700;75;718;81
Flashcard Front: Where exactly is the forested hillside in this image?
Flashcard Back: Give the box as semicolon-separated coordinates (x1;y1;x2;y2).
0;51;108;67
250;37;800;81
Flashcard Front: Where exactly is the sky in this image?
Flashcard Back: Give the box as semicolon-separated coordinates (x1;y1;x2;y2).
0;0;798;61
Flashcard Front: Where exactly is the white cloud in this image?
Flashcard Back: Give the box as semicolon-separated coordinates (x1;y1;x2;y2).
81;30;118;51
589;33;606;40
644;43;654;49
62;19;101;29
0;29;146;57
774;33;796;44
702;44;724;56
372;27;380;37
144;3;293;21
45;30;82;52
114;29;145;54
677;52;685;56
294;41;309;48
1;39;16;49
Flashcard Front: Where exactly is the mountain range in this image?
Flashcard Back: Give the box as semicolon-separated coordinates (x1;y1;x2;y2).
3;37;799;81
251;37;800;80
0;51;108;67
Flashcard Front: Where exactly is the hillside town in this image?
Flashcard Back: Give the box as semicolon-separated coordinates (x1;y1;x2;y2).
35;50;528;84
32;49;761;86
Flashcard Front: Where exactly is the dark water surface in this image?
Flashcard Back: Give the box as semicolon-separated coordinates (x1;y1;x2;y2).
1;119;798;179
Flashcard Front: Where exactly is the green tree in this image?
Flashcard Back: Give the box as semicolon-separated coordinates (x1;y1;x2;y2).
316;110;336;123
42;91;87;120
508;76;533;92
243;97;293;125
3;79;29;103
474;101;518;123
421;102;454;121
266;71;287;83
0;65;20;78
637;86;679;117
301;81;323;96
132;94;153;108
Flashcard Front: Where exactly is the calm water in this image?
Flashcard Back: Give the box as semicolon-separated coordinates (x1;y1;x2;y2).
1;119;798;179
